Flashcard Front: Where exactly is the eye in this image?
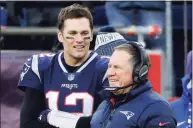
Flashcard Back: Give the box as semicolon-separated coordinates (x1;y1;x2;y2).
114;65;122;69
114;65;118;69
81;31;89;36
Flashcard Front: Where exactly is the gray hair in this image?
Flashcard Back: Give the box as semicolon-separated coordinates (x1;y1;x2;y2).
114;43;141;70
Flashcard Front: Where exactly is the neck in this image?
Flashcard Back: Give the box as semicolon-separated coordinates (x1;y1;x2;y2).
63;52;89;66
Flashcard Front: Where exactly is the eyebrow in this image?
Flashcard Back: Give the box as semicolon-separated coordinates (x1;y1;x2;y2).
108;63;118;67
68;30;89;33
67;31;77;34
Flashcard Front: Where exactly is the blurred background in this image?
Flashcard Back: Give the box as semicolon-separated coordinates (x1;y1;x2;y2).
0;1;192;128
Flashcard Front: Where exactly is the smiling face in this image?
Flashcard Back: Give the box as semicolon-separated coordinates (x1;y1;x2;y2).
107;50;134;95
57;18;93;65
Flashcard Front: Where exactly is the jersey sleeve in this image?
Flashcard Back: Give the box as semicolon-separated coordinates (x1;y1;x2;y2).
18;55;43;92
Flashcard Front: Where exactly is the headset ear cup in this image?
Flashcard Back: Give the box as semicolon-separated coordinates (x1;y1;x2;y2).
133;65;149;83
132;65;140;83
130;41;150;83
139;65;149;81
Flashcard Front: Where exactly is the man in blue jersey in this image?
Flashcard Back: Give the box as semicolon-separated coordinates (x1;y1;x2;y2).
17;4;117;128
90;42;177;128
170;51;192;128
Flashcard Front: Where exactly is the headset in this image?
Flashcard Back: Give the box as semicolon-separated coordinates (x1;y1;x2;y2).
103;41;151;91
129;41;150;83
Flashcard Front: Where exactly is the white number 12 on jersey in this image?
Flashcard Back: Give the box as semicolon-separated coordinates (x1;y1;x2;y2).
46;91;94;116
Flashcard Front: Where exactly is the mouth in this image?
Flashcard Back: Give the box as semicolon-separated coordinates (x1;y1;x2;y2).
73;45;85;50
109;80;118;82
109;79;119;86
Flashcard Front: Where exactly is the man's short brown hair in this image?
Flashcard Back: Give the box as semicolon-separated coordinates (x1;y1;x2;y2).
57;3;93;31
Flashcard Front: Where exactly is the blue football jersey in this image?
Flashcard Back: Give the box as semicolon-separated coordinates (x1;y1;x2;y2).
18;52;109;116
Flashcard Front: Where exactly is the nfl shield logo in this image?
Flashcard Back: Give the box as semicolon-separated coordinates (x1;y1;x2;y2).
68;74;75;81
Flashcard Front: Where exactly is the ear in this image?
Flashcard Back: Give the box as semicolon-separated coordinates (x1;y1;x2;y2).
57;30;64;43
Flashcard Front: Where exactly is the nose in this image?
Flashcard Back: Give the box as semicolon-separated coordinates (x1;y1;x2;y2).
75;34;84;43
107;67;116;77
